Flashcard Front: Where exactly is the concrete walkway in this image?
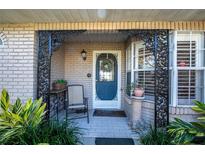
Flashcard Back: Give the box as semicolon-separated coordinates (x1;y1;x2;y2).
61;110;140;145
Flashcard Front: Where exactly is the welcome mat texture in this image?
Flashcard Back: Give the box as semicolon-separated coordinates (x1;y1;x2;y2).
93;109;126;117
95;137;134;145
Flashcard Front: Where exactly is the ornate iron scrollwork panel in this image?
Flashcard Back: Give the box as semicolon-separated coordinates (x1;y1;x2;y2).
37;30;86;119
38;31;51;119
154;30;169;128
121;30;169;128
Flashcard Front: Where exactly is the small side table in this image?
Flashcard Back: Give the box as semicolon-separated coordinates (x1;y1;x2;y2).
50;88;67;122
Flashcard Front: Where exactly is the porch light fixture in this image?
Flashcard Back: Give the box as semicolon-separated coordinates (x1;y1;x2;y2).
81;49;87;61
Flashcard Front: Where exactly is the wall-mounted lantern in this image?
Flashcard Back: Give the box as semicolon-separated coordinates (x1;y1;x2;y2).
81;49;87;61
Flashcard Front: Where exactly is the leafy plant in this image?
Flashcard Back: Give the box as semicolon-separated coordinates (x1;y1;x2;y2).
126;82;143;96
140;126;172;145
126;82;136;96
126;84;134;96
0;89;81;145
19;121;81;145
168;100;205;144
167;118;196;144
0;89;46;144
54;79;67;84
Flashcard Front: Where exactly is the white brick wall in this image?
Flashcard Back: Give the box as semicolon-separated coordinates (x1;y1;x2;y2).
141;101;200;124
141;101;155;125
51;46;65;85
33;32;38;99
0;26;37;103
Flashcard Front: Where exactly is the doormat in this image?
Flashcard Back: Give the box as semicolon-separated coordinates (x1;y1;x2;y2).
93;109;126;117
75;109;86;113
95;137;134;145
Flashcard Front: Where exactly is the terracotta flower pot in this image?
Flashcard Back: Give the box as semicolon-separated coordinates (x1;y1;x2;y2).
179;61;186;67
52;83;67;90
134;88;144;97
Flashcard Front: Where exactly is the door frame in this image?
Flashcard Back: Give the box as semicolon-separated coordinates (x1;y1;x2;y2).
92;50;121;109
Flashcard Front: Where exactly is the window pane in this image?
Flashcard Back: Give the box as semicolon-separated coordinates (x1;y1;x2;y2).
177;41;196;67
99;59;114;81
134;71;155;101
138;47;154;69
178;70;204;105
176;32;205;106
144;49;154;69
138;47;144;69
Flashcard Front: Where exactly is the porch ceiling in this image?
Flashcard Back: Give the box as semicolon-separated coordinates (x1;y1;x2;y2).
0;9;205;24
65;30;129;43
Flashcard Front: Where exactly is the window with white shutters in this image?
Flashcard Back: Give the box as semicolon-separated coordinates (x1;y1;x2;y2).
173;31;205;106
133;42;155;100
134;70;155;100
125;31;205;106
126;41;155;100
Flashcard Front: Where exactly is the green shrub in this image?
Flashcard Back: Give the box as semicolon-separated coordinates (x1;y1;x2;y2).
0;89;81;145
19;121;81;145
0;89;46;144
54;79;67;84
140;126;172;145
168;100;205;144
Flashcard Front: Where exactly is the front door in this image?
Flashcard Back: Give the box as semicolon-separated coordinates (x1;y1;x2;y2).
93;51;121;109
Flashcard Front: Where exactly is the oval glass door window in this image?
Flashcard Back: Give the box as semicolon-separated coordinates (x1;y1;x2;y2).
99;58;114;81
96;53;117;100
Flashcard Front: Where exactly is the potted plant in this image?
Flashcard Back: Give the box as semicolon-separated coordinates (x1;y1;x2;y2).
126;83;134;96
126;83;145;97
179;60;186;67
133;84;144;97
52;79;67;90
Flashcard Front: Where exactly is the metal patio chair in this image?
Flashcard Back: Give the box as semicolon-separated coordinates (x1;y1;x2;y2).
65;84;89;123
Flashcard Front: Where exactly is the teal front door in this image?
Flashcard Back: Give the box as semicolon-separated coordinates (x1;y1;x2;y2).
96;53;118;100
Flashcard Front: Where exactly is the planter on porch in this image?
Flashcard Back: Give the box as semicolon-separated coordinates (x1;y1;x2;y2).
52;79;67;90
124;95;144;129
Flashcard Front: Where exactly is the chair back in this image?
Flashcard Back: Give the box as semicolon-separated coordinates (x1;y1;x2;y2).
68;84;84;105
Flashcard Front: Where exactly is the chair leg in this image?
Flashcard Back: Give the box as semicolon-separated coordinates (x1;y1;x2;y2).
56;106;59;122
86;103;89;123
65;100;68;125
66;108;68;125
64;91;66;110
87;111;89;123
84;106;86;115
56;95;59;122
